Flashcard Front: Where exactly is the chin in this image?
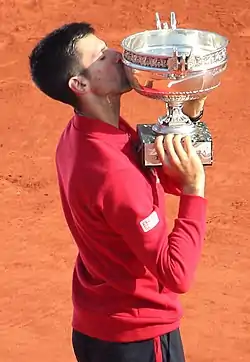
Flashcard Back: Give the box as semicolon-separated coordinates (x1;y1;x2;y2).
121;78;133;93
121;85;133;94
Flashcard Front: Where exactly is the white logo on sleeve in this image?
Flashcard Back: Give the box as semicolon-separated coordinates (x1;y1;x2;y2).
140;211;159;233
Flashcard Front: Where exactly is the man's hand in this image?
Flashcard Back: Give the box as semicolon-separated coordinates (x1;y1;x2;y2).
182;96;207;119
155;134;205;197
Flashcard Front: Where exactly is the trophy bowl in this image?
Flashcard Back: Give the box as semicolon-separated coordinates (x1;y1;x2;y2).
121;12;229;167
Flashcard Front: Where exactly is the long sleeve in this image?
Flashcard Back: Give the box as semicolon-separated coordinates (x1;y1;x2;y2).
102;167;207;294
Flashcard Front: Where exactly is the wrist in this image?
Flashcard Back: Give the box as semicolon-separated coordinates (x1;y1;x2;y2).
188;109;204;122
183;102;205;120
182;183;205;198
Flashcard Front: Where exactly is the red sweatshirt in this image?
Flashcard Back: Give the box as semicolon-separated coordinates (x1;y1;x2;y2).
55;113;207;342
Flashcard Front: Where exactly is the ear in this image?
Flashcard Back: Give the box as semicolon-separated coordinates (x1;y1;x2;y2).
68;75;89;95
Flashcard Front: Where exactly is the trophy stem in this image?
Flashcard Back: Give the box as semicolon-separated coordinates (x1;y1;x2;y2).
152;103;196;136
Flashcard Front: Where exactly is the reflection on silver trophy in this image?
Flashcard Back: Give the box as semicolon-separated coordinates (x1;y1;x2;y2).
121;12;229;167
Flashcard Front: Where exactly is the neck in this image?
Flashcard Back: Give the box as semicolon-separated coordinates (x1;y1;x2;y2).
76;94;121;128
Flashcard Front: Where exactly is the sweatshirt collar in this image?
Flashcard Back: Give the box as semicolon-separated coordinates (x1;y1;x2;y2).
72;112;138;146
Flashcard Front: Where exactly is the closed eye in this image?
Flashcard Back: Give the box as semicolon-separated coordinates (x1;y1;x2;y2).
96;43;108;61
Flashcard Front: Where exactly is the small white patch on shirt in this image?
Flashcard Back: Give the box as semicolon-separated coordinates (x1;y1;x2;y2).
150;169;160;183
140;211;159;233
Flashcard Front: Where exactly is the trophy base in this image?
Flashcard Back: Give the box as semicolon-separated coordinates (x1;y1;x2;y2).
137;121;213;167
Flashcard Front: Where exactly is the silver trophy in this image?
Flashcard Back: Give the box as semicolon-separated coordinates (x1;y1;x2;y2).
121;12;229;167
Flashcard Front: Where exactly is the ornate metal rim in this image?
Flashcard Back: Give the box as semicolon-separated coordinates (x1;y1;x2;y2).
123;47;227;71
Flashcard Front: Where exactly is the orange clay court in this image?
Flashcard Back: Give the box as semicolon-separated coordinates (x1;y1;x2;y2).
0;0;250;361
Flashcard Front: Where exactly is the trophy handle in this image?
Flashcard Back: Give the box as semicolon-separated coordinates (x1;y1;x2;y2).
155;11;177;30
170;12;177;29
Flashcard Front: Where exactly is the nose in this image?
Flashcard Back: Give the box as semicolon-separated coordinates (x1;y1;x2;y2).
108;49;122;63
115;51;122;63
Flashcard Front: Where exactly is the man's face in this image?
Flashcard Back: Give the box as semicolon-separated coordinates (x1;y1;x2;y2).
74;34;132;97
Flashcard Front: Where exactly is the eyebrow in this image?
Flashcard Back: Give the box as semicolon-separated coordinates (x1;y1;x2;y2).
100;42;108;52
94;42;108;59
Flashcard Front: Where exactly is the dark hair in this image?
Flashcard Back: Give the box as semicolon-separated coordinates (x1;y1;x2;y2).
29;22;95;107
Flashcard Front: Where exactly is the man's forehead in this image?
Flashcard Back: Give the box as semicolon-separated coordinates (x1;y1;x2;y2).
76;34;105;54
75;34;106;67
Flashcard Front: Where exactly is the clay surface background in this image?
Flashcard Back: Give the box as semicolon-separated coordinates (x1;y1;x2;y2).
1;1;249;361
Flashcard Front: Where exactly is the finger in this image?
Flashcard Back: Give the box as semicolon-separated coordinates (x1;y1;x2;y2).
164;134;181;166
172;134;188;162
182;135;195;156
154;135;165;164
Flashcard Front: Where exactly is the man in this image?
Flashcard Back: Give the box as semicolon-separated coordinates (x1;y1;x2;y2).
29;22;207;362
